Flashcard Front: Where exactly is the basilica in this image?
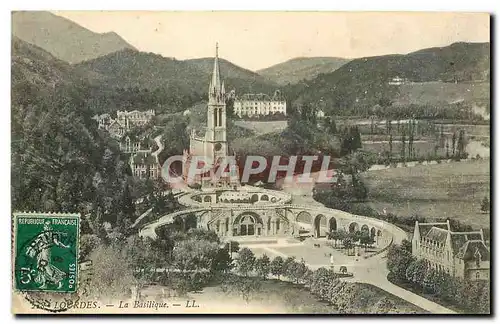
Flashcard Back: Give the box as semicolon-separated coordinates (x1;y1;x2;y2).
182;44;239;188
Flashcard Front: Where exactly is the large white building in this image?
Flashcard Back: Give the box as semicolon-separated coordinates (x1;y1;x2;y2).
232;91;286;117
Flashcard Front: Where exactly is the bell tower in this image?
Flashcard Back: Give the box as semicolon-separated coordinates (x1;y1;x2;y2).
206;43;228;161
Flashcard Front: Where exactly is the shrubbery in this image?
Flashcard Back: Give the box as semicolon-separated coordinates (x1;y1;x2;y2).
387;240;490;314
232;249;411;313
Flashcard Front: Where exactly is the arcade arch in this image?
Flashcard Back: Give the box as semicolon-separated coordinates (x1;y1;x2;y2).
314;214;327;238
349;222;360;233
233;212;263;236
329;217;337;232
296;211;312;224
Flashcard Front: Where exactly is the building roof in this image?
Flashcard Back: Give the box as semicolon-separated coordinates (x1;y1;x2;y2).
416;221;487;258
109;119;124;129
456;240;490;261
93;113;110;120
424;227;448;244
417;222;449;236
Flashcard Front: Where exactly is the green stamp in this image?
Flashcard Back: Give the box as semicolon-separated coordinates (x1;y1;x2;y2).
13;212;80;293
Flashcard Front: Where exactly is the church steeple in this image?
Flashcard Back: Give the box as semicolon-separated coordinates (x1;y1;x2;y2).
209;42;223;98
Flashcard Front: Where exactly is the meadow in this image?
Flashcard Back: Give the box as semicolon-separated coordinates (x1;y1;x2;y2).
394;81;489;106
359;159;490;230
234;120;288;135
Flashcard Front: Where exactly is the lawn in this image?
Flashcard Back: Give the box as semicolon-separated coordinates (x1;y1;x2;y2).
234;120;288;135
359;159;491;230
196;279;426;314
394;81;489;106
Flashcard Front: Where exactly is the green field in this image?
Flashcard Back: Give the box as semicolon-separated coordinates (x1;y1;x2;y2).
360;160;490;230
234;120;288;135
394;81;489;106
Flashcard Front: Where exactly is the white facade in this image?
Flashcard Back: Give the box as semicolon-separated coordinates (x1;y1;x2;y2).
93;110;155;139
233;91;286;117
117;110;155;129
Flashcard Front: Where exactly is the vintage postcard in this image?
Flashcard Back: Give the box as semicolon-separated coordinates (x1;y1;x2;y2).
11;11;490;314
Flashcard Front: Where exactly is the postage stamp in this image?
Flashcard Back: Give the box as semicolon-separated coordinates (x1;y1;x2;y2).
13;212;80;293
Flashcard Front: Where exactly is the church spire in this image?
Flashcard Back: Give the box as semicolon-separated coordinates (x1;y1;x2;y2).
209;42;222;95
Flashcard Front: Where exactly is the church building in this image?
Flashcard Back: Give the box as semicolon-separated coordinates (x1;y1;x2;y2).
182;44;239;187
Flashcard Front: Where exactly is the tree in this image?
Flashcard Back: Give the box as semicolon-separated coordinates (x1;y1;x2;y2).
401;239;412;253
401;130;406;162
220;274;262;304
452;131;457;156
212;247;234;273
359;232;375;252
342;237;354;252
254;254;271;279
270;256;285;279
351;126;362;152
387;243;415;280
389;133;393;158
80;234;101;261
480;196;490;213
456;130;467;159
285;260;308;284
406;259;428;290
408;120;414;160
329;230;344;247
372;297;396;314
352;176;368;201
172;238;219;272
236;248;256;277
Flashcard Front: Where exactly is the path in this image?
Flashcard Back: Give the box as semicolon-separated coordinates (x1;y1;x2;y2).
152;135;164;157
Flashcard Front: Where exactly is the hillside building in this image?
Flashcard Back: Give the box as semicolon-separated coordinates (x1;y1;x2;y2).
116;110;155;129
412;220;490;281
92;113;112;130
92;110;155;139
388;76;409;85
232;91;286;117
129;151;161;180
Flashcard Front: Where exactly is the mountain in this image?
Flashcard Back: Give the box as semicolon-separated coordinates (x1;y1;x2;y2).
287;42;490;115
12;11;137;64
77;50;279;95
11;36;93;108
258;57;350;85
186;57;278;93
11;36;132;222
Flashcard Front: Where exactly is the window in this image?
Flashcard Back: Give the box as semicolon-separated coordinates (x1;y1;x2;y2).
476;272;480;279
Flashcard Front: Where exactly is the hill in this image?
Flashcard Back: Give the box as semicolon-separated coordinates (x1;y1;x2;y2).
12;11;136;64
258;57;350;85
186;57;278;93
77;50;279;96
11;36;132;221
11;37;96;107
287;42;490;116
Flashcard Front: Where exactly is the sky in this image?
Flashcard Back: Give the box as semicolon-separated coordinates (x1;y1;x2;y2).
53;11;490;71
